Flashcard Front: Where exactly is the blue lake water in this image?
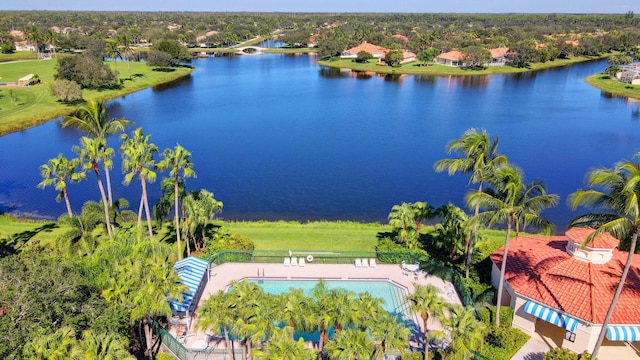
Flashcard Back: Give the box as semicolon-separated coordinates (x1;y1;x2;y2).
1;54;639;231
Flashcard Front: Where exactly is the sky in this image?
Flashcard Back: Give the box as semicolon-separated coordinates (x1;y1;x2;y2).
2;0;638;14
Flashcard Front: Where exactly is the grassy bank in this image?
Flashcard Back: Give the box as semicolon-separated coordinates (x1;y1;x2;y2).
0;215;511;255
586;73;640;100
224;220;389;251
0;57;193;136
317;55;605;76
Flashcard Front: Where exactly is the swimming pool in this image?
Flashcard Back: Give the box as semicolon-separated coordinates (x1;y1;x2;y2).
244;278;412;322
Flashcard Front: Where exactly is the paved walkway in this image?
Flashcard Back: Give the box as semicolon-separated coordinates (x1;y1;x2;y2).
510;332;550;360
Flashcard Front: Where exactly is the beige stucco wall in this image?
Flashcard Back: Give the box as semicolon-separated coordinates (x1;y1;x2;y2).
510;293;601;354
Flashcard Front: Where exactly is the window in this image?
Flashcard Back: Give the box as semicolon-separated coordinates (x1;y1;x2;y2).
565;330;576;342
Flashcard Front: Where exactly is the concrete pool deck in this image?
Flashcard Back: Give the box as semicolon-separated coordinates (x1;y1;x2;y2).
168;262;462;352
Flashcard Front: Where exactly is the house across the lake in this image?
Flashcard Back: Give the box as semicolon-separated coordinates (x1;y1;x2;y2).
340;42;417;64
435;47;510;67
491;227;640;355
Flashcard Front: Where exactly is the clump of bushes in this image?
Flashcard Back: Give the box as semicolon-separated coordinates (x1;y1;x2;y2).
475;306;530;360
542;348;592;360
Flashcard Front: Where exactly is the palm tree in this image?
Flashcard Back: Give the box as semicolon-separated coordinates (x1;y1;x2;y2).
117;34;133;79
75;330;134;360
22;326;77;360
323;328;374;360
26;26;41;58
568;155;640;359
73;136;113;237
181;189;223;255
62;100;133;206
120;128;159;238
412;201;435;235
57;200;105;256
388;202;417;244
157;144;196;260
434;128;507;278
406;284;446;360
466;164;558;327
44;29;58;58
434;204;470;261
278;288;308;335
197;291;236;358
442;305;487;360
260;327;315;360
106;40;121;76
370;313;410;358
37;154;85;217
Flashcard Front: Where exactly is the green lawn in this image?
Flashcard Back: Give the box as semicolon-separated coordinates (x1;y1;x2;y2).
0;215;511;256
317;55;606;76
586;73;640;100
0;57;192;135
223;220;389;251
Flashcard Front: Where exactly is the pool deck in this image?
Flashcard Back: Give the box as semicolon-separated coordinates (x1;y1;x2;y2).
169;262;462;352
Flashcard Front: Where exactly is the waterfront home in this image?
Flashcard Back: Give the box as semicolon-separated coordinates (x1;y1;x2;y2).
618;63;640;85
489;47;510;66
435;50;467;67
490;227;640;355
341;42;388;59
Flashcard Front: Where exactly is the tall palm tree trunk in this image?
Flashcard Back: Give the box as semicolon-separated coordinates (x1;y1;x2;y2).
591;231;638;358
93;162;113;237
136;196;144;228
104;164;113;206
141;177;153;238
144;316;154;360
466;183;483;278
422;314;430;360
62;188;73;217
495;222;512;327
174;174;182;259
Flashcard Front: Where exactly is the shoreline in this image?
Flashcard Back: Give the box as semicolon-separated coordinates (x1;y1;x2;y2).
317;54;608;77
0;64;194;137
585;73;640;101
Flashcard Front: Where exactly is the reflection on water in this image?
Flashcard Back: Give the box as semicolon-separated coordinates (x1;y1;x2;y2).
318;66;350;79
152;74;194;92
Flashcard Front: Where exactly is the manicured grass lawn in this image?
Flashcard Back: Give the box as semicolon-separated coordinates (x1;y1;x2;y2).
586;73;640;100
0;215;508;256
0;57;192;135
0;215;65;247
223;220;389;251
317;55;605;76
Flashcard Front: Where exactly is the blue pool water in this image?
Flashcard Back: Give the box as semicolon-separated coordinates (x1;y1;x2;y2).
245;278;412;321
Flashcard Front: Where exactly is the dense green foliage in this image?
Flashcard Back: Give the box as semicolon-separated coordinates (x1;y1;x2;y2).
542;348;592;360
55;54;120;89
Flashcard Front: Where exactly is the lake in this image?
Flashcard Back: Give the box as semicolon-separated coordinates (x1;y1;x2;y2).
1;54;639;231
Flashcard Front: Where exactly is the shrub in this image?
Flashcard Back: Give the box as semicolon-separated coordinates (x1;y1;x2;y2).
146;50;174;67
355;50;373;63
477;306;514;328
478;326;529;360
155;354;175;360
542;348;592;360
50;79;82;103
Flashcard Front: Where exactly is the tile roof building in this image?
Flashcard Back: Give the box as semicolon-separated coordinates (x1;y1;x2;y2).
490;228;640;354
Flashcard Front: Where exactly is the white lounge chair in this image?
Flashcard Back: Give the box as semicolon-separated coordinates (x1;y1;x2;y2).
291;257;298;266
284;257;291;266
299;258;305;267
355;258;362;267
369;258;377;268
362;258;369;267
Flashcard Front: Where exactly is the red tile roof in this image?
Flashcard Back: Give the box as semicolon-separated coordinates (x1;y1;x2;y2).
343;42;388;56
437;50;466;61
489;47;509;58
566;227;619;249
491;231;640;325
